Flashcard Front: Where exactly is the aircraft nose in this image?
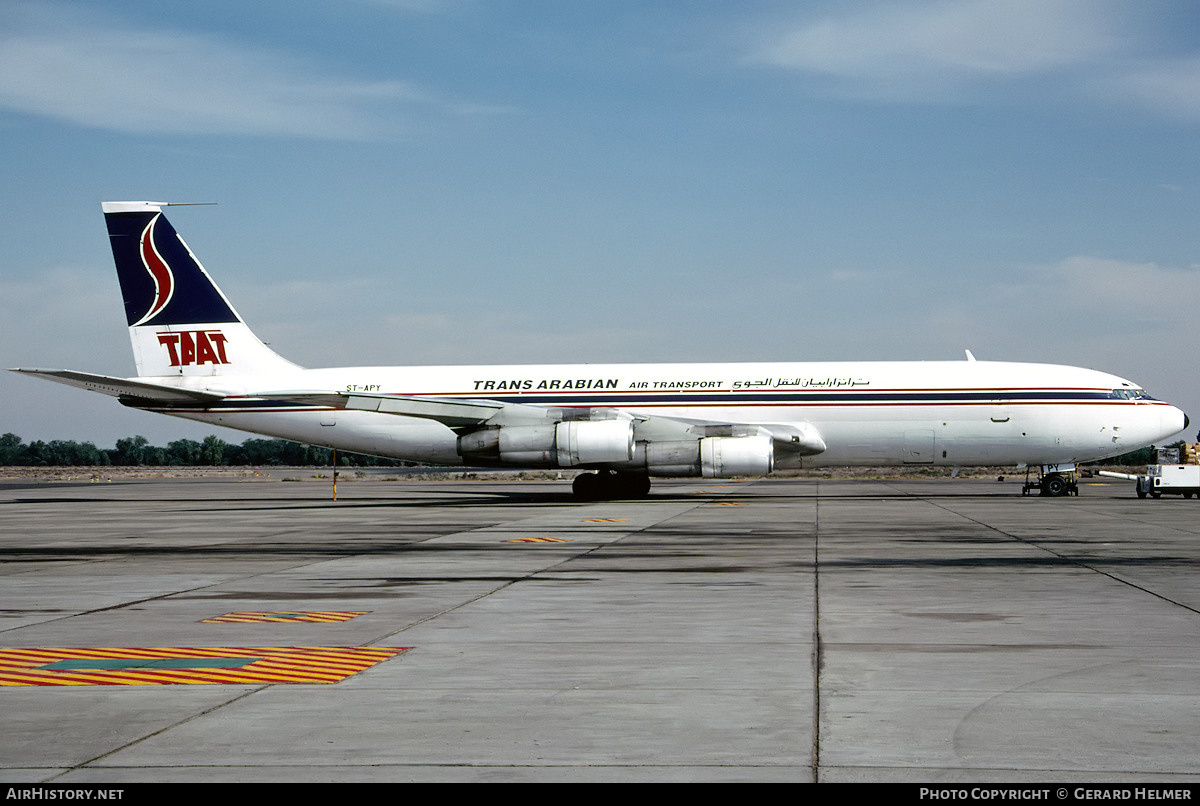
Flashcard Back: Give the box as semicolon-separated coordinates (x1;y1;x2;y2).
1162;405;1188;439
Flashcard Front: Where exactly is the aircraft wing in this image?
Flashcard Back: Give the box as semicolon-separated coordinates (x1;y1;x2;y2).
268;390;826;455
639;413;826;455
271;392;510;428
10;369;227;405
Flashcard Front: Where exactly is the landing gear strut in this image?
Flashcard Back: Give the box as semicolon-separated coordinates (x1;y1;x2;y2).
572;470;652;501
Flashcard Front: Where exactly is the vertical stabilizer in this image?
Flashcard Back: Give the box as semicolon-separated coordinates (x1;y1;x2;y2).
102;202;299;378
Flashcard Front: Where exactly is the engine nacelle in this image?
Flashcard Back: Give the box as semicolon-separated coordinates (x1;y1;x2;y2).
640;435;774;477
458;419;634;467
700;435;773;477
555;419;635;466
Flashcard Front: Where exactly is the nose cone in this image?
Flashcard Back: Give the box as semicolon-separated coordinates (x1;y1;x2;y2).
1161;405;1188;440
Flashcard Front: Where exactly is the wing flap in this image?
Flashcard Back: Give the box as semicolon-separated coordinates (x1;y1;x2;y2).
639;413;827;456
754;422;827;455
268;392;507;428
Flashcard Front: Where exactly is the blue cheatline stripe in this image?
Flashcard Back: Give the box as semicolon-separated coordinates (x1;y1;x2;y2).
476;390;1121;405
140;389;1160;414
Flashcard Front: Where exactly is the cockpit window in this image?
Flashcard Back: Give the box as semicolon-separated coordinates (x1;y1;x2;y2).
1111;388;1151;400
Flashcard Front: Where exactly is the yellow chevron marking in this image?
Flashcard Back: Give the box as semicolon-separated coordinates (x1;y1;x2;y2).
581;518;628;523
712;502;744;506
505;537;571;543
202;612;366;623
0;646;408;686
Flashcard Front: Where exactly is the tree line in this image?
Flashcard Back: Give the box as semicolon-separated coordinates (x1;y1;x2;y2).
0;433;411;467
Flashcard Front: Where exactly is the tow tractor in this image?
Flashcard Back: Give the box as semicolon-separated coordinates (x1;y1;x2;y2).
1094;444;1200;499
1097;464;1200;499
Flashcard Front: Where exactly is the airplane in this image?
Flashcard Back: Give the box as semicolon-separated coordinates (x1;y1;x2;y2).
12;201;1189;499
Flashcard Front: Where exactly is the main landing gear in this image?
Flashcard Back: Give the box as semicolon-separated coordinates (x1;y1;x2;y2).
572;470;652;501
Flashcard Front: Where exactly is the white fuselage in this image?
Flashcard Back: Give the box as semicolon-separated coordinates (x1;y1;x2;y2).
145;359;1187;470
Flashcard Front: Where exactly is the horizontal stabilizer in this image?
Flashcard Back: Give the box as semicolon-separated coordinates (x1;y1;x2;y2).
10;369;227;404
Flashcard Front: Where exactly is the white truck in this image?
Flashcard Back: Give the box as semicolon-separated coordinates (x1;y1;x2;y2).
1097;464;1200;499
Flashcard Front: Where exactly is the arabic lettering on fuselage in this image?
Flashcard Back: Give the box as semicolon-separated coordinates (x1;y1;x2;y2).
732;377;870;390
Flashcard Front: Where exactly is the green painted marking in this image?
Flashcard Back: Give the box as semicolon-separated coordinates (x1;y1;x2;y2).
41;657;262;671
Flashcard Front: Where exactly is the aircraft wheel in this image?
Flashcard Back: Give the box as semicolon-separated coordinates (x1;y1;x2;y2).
617;472;651;498
573;470;651;500
1136;487;1147;499
599;469;651;499
1042;475;1069;497
572;472;601;500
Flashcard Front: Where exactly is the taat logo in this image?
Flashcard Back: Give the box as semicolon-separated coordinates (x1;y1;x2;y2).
135;215;174;326
157;330;230;367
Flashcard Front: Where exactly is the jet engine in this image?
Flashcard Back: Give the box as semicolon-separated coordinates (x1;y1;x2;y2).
640;434;774;478
458;419;635;467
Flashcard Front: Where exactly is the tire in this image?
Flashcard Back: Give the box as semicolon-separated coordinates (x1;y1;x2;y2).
572;472;601;500
573;470;651;500
616;472;651;498
1043;475;1069;497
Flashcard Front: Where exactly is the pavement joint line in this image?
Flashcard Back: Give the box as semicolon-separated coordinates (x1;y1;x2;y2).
365;496;715;647
48;686;267;782
0;528;387;638
904;483;1200;618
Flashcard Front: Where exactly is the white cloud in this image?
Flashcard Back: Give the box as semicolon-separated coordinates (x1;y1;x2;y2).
1113;57;1200;121
0;266;129;370
914;255;1199;405
756;0;1124;101
1048;255;1200;310
0;5;439;139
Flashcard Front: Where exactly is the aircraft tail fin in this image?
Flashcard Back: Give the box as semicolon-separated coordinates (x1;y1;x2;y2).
102;202;299;378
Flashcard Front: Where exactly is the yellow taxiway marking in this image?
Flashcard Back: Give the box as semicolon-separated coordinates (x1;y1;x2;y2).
202;612;366;623
581;518;629;523
711;502;745;506
505;537;571;543
0;646;408;686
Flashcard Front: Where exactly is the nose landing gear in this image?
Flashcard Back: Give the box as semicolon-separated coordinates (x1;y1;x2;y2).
1022;464;1079;497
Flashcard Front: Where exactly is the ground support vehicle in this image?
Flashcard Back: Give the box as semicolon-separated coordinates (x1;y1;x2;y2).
1098;464;1200;499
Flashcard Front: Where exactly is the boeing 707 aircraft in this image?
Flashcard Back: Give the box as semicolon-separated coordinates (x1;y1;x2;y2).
12;202;1188;498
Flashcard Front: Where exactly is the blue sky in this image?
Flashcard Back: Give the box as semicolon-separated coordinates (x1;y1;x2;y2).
3;0;1199;448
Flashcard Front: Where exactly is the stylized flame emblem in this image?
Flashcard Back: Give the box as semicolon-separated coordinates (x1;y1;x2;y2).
134;214;173;326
